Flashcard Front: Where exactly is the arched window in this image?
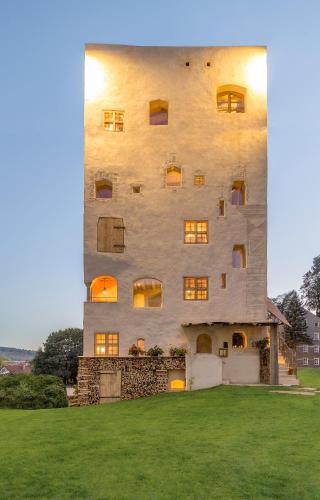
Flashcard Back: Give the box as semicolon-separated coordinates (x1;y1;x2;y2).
166;166;182;187
232;332;247;348
168;370;186;391
196;334;212;353
231;181;245;205
149;100;168;125
95;180;113;199
133;278;162;308
217;85;245;113
90;276;118;302
232;245;246;268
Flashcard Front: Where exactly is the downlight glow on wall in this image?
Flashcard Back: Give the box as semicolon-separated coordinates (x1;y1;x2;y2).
85;56;106;101
246;54;267;94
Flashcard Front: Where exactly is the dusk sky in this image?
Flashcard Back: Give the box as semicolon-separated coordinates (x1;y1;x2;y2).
1;0;320;349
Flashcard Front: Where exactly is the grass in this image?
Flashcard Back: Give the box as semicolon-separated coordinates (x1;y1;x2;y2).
1;386;320;499
298;367;320;388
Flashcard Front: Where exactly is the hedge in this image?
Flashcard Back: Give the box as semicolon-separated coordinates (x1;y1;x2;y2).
0;374;68;409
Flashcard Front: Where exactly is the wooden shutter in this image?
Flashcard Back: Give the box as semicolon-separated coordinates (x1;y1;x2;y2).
97;217;125;253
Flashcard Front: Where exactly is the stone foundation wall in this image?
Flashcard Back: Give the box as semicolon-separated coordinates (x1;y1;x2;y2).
259;349;270;384
77;356;186;405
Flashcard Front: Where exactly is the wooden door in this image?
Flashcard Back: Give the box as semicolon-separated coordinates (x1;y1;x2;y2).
99;370;121;403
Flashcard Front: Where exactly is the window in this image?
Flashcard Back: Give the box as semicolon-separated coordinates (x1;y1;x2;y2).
95;333;119;356
95;180;112;199
194;175;205;186
149;100;168;125
217;86;245;113
315;322;319;327
90;276;117;302
133;278;162;308
184;221;208;244
132;185;141;194
231;181;245;206
97;217;125;253
232;245;246;268
232;332;246;348
314;345;319;353
221;273;227;289
184;277;208;300
303;357;309;366
219;199;225;216
103;110;124;131
185;61;190;67
206;62;211;67
314;333;319;340
137;338;145;352
168;370;185;391
303;345;309;353
196;334;212;353
165;166;181;187
314;358;319;366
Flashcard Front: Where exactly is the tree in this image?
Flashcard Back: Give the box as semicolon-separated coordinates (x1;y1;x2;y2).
273;291;311;348
301;255;320;317
33;328;83;384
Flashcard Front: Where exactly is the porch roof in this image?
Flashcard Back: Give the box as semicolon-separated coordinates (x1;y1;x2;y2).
181;298;291;328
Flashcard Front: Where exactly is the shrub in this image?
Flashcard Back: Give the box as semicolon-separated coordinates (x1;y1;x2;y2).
254;338;270;352
0;374;68;409
169;346;188;357
128;344;143;356
146;345;164;357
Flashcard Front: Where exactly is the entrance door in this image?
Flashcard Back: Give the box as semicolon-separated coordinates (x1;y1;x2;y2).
99;370;121;403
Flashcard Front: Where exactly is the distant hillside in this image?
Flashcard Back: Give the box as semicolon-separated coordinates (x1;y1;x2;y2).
0;347;37;361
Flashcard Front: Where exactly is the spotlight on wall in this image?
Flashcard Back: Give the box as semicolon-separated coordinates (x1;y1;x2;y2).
246;54;267;94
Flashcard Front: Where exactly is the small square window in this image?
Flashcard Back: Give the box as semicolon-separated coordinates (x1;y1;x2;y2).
184;277;208;301
206;62;211;67
194;175;205;186
132;185;141;194
103;110;124;132
185;61;190;67
184;220;208;244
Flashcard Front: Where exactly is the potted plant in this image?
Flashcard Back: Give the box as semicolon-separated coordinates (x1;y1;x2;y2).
146;345;164;357
128;344;143;357
169;346;188;357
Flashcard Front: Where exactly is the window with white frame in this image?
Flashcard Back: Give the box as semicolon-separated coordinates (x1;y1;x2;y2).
303;345;308;353
315;322;319;327
314;358;319;366
314;345;320;353
314;332;319;340
303;357;309;366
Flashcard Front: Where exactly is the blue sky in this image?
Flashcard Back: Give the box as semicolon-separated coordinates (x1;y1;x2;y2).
0;0;319;349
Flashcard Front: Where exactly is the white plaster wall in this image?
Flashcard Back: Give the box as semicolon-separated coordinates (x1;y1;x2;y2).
83;45;268;360
186;354;222;390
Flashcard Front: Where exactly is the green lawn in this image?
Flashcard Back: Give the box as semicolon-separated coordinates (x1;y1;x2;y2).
298;367;320;388
1;386;320;499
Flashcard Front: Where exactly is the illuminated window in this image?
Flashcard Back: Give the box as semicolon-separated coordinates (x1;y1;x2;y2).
137;338;145;352
95;180;112;199
194;175;205;186
196;334;212;353
184;221;208;244
95;333;119;356
221;273;227;289
149;100;168;125
219;199;225;216
184;277;208;300
90;276;117;302
231;181;245;205
133;279;162;308
97;217;125;253
232;245;246;269
103;110;124;131
168;369;185;391
165;166;182;187
232;332;246;348
217;86;245;113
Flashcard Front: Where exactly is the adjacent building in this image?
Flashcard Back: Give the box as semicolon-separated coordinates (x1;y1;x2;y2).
78;44;281;404
296;309;320;368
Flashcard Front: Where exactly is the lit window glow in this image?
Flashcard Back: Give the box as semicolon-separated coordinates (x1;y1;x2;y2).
170;379;185;390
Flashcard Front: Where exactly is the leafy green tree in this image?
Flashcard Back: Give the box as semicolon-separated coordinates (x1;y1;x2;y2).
33;328;83;384
273;291;311;348
301;255;320;317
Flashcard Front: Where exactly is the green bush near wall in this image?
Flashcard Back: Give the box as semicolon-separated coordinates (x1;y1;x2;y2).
0;374;68;409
